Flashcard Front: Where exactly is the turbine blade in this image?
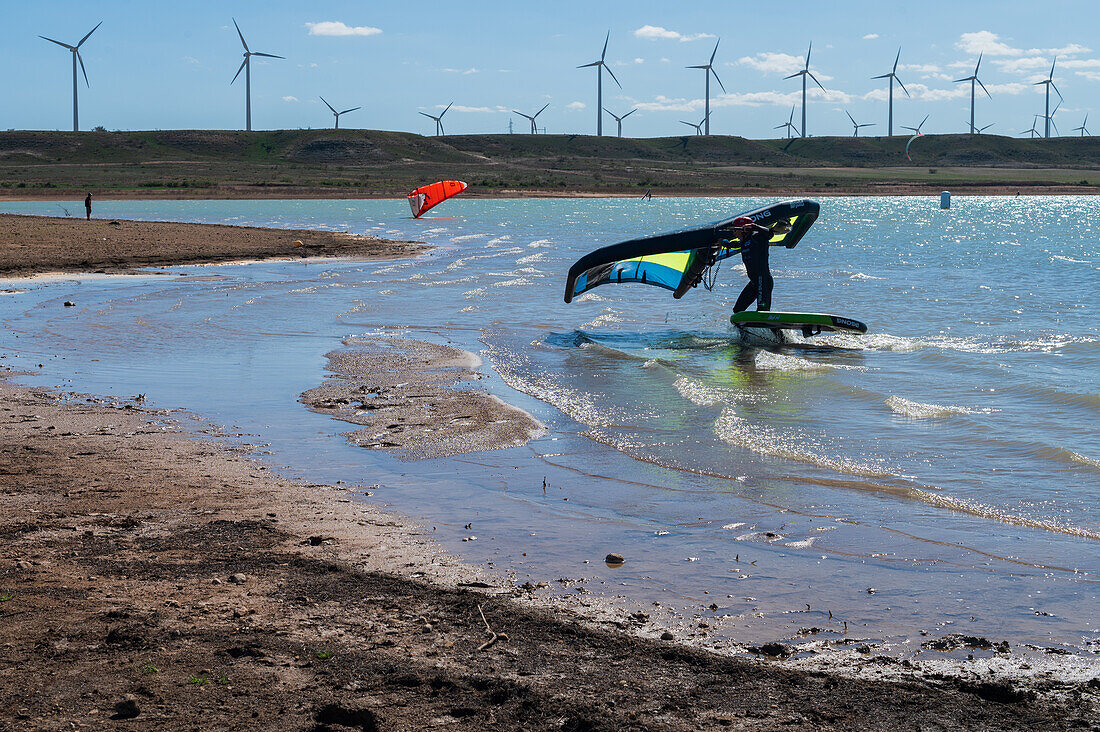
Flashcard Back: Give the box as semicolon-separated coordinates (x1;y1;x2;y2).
77;51;89;86
806;41;812;68
976;78;991;98
687;65;708;70
40;36;74;50
846;110;856;124
783;71;801;80
231;57;247;83
77;21;102;48
441;102;453;116
577;61;600;68
1050;56;1057;77
601;30;609;61
710;39;720;66
809;72;826;91
605;64;622;89
893;47;901;73
251;52;284;59
871;73;892;79
975;52;982;74
418;112;435;119
896;77;910;98
920;114;929;128
711;68;726;93
341;107;361;115
535;102;550;117
232;18;249;53
954;77;972;84
320;96;337;114
774;122;786;129
622;108;637;118
1051;82;1063;102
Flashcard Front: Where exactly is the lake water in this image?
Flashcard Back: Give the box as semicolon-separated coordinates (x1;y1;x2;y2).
2;196;1097;658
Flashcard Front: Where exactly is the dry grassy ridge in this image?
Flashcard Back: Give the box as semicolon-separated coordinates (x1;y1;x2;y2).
2;129;1100;197
1;380;1095;731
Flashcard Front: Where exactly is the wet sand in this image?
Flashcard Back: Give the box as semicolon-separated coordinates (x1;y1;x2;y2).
1;379;1093;730
0;213;425;278
0;216;1096;728
302;337;545;460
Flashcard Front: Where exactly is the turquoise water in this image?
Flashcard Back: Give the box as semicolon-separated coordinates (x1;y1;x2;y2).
1;196;1097;655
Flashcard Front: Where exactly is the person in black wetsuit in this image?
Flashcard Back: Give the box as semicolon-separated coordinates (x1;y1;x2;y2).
731;217;789;313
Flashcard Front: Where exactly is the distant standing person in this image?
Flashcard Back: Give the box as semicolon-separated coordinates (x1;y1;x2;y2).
84;193;92;220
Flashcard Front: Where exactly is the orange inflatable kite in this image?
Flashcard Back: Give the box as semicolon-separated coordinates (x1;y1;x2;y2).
408;180;468;218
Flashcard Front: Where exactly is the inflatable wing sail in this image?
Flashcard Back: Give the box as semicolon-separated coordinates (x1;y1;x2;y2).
564;199;819;302
408;180;468;218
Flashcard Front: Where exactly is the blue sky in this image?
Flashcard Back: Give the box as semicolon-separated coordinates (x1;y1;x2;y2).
6;0;1100;138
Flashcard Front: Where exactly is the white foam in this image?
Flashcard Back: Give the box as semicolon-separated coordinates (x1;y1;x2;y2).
674;376;724;406
451;233;488;242
528;239;553;248
886;396;982;419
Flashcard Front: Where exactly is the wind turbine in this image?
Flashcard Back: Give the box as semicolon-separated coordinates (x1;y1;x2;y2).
419;102;452;136
687;39;725;135
603;107;636;137
319;97;361;129
680;116;706;135
872;48;910;136
973;122;994;134
784;42;826;138
1034;58;1063;139
1042;101;1061;137
774;106;800;139
39;21;102;132
953;53;990;135
230;19;284;132
1020;115;1042;138
578;31;621;136
846;111;875;137
1073;113;1090;136
900;114;929;135
513;103;550;134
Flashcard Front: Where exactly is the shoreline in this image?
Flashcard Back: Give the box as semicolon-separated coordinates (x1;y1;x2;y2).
0;214;1096;727
0;213;426;279
2;186;1100;201
0;377;1092;729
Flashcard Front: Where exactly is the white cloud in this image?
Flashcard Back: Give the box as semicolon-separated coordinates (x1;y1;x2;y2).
448;105;506;113
566;101;586;111
996;56;1051;74
441;67;479;75
633;88;851;113
305;21;382;37
862;34;879;40
898;63;942;73
957;31;1020;57
282;96;299;102
633;25;715;42
660;57;671;63
737;52;805;76
634;58;645;64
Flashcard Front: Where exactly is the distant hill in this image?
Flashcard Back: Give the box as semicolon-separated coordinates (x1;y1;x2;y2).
2;129;1099;197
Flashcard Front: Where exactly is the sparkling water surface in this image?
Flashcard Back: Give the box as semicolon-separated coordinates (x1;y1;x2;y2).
2;196;1097;655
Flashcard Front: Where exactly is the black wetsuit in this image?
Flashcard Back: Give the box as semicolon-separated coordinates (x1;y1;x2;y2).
732;228;773;313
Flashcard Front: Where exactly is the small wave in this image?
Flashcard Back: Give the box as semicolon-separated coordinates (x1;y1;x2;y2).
581;312;624;328
735;531;784;543
674;376;724;407
528;239;553;248
885;396;985;419
721;522;746;530
1051;255;1090;264
422;227;448;234
486;235;512;246
517;252;547;264
451;233;488;242
753;350;833;372
783;537;818;549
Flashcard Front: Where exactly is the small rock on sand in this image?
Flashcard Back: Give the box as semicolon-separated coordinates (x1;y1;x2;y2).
63;301;75;307
605;553;625;568
660;631;674;641
229;573;248;585
112;695;140;720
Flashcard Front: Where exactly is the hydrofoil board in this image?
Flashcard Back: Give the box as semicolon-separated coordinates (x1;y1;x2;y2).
730;311;867;337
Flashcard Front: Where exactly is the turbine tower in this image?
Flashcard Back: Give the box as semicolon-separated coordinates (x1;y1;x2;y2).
419;102;452;136
872;48;910;136
1073;113;1090;136
774;106;800;139
845;111;875;137
687;39;725;135
230;19;284;132
319;97;361;129
603;107;636;137
1034;58;1063;139
513;103;550;134
578;31;621;136
953;53;989;134
39;21;102;132
784;42;826;138
900;114;929;135
1042;102;1061;137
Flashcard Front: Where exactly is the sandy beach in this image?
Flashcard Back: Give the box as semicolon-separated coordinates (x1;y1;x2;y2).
0;215;1096;729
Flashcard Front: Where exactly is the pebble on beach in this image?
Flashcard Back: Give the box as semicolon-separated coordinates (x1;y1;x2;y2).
605;553;625;568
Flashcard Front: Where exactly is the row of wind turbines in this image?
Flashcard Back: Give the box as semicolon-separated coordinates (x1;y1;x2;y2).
39;21;1091;140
